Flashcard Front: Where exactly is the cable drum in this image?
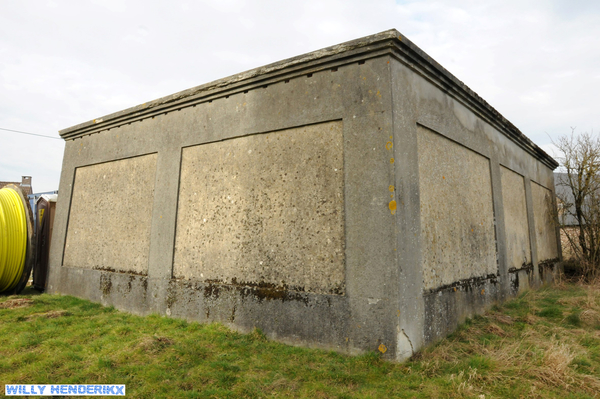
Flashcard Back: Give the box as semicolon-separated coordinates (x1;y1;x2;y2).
0;185;34;294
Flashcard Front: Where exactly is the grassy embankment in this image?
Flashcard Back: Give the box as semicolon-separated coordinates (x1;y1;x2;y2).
1;280;599;398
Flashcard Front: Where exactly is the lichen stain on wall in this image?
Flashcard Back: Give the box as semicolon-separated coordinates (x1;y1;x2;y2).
417;125;497;290
173;121;345;295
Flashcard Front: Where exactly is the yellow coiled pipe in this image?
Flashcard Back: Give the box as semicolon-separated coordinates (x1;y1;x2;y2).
0;187;27;292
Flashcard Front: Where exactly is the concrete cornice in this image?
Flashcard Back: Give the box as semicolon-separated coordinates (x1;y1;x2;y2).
59;29;558;170
387;33;558;170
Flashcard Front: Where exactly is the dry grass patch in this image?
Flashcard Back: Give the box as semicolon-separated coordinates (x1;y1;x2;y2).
491;313;514;325
0;297;33;309
137;335;174;353
524;313;542;324
531;340;576;389
24;309;70;320
580;308;599;324
415;282;600;398
485;323;508;337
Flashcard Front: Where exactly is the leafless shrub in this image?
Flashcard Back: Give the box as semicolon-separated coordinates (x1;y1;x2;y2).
553;129;600;280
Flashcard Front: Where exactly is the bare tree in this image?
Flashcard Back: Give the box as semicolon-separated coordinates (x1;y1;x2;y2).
554;129;600;279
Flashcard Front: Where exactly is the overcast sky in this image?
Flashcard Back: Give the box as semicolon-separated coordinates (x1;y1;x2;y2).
1;0;598;192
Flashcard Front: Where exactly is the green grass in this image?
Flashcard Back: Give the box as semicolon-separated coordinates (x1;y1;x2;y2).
1;280;600;398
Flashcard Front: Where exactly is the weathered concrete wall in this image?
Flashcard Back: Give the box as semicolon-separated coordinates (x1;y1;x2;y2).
48;29;560;362
389;38;560;348
532;181;560;262
63;154;157;275
173;122;345;294
500;166;531;270
417;125;496;290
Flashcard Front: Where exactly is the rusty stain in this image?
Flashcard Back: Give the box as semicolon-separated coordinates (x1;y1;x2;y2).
397;310;401;317
481;289;485;295
389;200;397;214
453;287;457;292
378;343;388;353
386;141;393;150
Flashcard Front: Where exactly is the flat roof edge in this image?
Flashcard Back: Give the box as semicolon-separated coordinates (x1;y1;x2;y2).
59;29;399;137
59;29;558;170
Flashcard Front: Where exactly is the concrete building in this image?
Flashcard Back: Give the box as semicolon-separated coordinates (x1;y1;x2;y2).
47;30;561;361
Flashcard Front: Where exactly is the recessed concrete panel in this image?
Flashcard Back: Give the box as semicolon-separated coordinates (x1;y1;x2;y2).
500;166;531;269
417;125;497;290
532;182;559;262
173;121;345;295
63;154;158;274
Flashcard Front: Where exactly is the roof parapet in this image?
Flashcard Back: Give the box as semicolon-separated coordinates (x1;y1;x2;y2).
59;29;558;170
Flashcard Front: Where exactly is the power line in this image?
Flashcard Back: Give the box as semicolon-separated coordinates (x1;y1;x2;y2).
0;127;62;140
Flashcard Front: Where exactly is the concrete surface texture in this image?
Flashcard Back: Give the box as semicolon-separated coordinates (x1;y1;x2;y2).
417;125;497;290
63;154;157;275
500;165;532;270
173;122;345;295
531;181;560;262
47;29;560;362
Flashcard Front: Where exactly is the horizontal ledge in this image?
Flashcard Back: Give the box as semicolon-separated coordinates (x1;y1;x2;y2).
58;28;557;169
